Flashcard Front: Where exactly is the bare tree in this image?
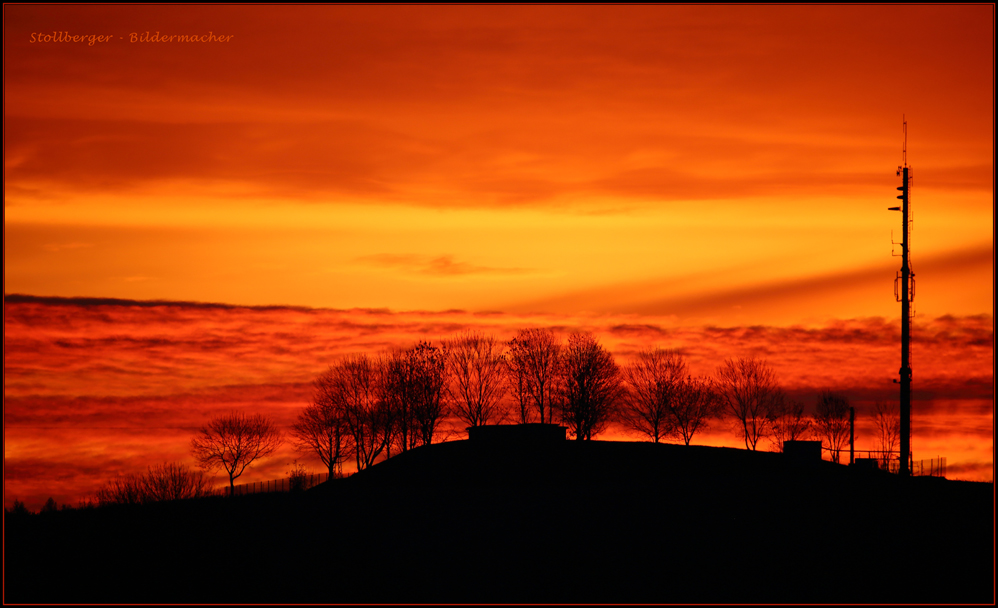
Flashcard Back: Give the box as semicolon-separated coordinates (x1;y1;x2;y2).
94;462;212;505
446;331;509;430
621;348;686;443
338;355;391;471
872;399;900;470
411;342;448;448
715;358;783;451
670;375;723;446
94;473;145;506
142;462;214;501
769;397;811;453
379;349;411;454
287;460;309;491
190;412;283;496
559;332;623;441
506;328;562;424
507;349;532;425
813;391;851;463
291;368;352;478
381;342;448;453
770;395;812;452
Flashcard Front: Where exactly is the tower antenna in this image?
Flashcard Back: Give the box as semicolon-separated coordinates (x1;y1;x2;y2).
902;114;907;168
889;116;913;476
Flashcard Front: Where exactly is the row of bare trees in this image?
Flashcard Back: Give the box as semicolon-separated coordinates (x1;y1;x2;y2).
93;462;214;505
288;330;633;477
714;359;901;465
115;329;903;502
289;341;449;478
287;330;724;476
810;393;899;466
289;329;908;475
622;349;721;446
714;358;901;464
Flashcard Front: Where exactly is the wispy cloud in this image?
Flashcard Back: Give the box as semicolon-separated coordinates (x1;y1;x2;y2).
42;242;93;252
507;245;993;322
355;254;531;277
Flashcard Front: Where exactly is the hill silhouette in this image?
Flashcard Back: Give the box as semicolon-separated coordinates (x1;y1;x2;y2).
5;436;993;604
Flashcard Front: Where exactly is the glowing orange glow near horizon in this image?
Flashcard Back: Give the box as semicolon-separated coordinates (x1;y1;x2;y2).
3;5;993;511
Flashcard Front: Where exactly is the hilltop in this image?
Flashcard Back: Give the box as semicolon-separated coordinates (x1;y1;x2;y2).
5;436;994;604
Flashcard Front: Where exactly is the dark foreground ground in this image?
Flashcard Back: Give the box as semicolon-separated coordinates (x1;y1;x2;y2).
5;439;994;604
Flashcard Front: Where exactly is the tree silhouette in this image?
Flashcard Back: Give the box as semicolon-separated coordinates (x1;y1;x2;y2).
446;331;509;430
291;368;352;478
4;499;31;517
410;343;448;447
670;375;722;446
141;462;213;502
872;399;900;470
506;341;532;424
813;391;851;463
381;342;448;453
380;349;413;453
94;472;145;506
559;332;623;441
337;355;392;471
95;463;211;505
621;348;686;443
190;412;283;496
506;328;562;424
716;358;783;451
769;397;811;453
287;460;309;492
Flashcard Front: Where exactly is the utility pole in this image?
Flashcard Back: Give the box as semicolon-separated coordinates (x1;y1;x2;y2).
888;117;914;477
849;406;855;465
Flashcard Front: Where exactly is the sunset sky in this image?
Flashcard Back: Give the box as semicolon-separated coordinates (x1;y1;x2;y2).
4;5;993;511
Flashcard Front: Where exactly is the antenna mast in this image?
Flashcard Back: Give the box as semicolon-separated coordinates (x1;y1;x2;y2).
889;116;914;476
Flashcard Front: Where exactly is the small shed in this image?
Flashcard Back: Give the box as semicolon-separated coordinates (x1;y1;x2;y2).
467;423;566;445
783;440;823;461
853;457;880;470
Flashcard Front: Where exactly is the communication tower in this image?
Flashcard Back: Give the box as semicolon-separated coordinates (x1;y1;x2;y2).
888;117;914;476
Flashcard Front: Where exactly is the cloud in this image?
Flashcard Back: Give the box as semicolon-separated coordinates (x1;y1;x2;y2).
42;242;93;252
3;293;316;311
355;253;531;277
5;7;991;210
507;245;993;322
944;461;995;480
3;118;418;200
918;164;995;192
8;113;991;210
4;383;313;429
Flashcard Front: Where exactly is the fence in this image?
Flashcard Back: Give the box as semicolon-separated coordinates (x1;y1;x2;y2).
822;447;946;478
221;472;333;496
884;456;946;477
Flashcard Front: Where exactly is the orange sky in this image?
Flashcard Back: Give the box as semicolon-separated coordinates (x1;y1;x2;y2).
3;5;994;510
4;5;992;323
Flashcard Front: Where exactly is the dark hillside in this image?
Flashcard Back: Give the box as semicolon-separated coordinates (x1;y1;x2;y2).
5;439;993;604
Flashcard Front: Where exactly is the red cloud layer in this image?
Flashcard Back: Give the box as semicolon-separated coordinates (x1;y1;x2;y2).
4;296;992;511
5;6;992;208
